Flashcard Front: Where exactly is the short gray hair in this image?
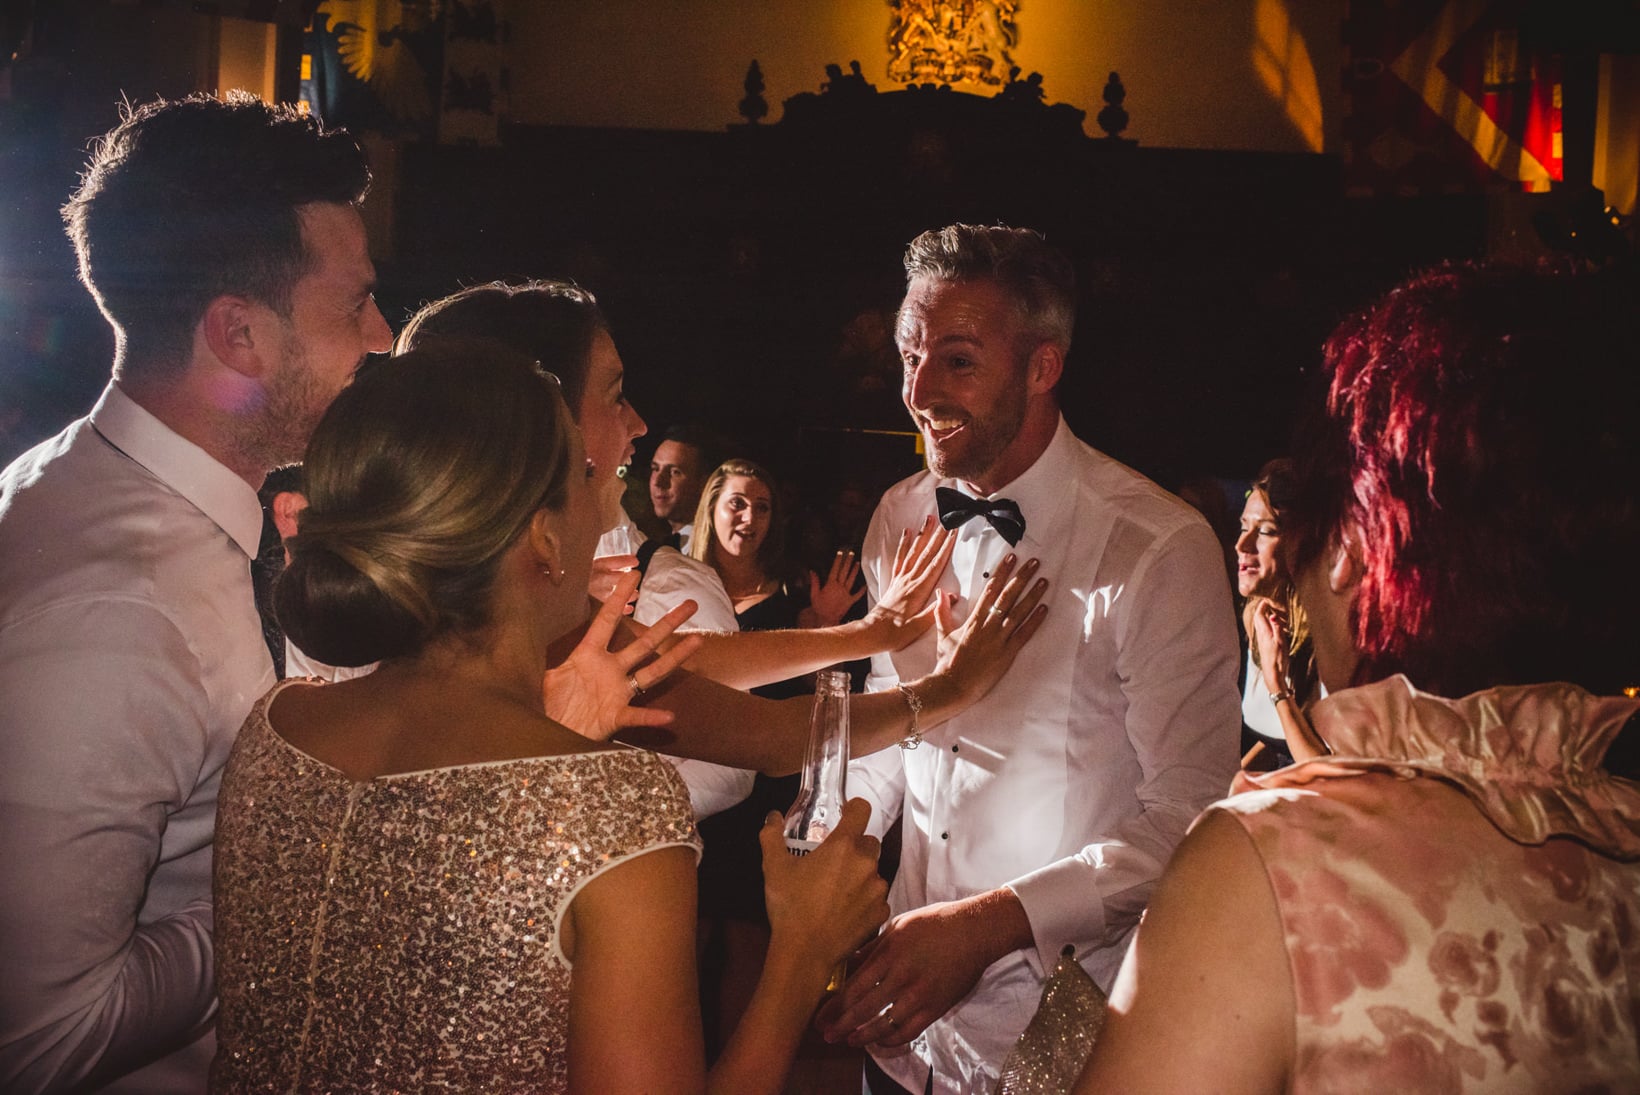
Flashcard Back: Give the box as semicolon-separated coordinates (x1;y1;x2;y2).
901;224;1076;354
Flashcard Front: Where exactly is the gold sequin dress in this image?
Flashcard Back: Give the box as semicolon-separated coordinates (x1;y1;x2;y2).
211;680;700;1092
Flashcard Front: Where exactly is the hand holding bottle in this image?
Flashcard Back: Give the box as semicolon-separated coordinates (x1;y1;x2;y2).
759;798;890;997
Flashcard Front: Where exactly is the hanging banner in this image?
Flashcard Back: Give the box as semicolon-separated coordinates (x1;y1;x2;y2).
1344;0;1562;195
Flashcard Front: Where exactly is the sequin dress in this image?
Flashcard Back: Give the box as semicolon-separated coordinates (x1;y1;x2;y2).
211;681;700;1092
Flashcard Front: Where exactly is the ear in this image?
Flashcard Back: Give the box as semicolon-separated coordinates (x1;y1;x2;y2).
1326;521;1365;595
272;491;307;542
200;294;271;379
1025;341;1064;395
527;509;564;584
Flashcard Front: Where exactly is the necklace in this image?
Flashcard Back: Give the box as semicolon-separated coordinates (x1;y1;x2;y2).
724;575;774;600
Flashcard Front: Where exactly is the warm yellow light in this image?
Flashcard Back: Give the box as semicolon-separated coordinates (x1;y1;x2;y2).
1252;0;1324;153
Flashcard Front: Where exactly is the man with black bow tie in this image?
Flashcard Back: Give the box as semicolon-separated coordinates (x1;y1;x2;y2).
820;225;1239;1094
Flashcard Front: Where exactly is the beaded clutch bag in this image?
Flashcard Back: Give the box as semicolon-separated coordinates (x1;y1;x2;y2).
994;945;1107;1095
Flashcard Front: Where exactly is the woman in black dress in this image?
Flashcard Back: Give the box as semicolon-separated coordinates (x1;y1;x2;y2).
687;458;865;1054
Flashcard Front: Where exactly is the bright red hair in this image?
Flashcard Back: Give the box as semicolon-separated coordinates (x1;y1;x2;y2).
1287;260;1640;696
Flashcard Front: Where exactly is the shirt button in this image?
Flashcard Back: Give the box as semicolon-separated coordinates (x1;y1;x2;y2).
951;744;959;753
982;571;990;579
940;831;949;840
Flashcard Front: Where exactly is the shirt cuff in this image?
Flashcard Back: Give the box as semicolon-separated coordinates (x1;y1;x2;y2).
1006;857;1106;977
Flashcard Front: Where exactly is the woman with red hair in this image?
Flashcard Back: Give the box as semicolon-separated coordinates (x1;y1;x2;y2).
1077;260;1640;1093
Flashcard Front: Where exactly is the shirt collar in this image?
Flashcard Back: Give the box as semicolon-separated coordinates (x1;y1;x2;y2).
943;415;1077;550
91;382;265;559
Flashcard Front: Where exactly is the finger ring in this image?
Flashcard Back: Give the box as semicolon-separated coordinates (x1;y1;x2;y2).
627;675;645;700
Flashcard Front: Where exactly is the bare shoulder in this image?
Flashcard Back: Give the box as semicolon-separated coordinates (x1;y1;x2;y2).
1077;809;1293;1094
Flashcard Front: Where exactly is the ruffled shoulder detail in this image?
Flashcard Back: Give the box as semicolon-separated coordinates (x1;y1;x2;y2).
1232;676;1640;858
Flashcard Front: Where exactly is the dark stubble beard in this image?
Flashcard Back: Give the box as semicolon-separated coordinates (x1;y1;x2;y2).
242;331;337;473
922;375;1028;485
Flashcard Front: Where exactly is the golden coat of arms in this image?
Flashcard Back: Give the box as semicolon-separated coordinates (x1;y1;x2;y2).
888;0;1020;88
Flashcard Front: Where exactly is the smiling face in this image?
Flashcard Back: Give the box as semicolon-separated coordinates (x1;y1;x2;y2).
711;474;774;564
573;329;647;528
1234;488;1284;599
897;276;1040;494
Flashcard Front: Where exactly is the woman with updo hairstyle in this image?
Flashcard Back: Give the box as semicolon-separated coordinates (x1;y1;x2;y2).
1078;260;1640;1093
275;338;576;669
212;341;891;1093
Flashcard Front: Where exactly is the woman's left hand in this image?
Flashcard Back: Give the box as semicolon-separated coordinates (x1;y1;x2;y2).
928;553;1049;703
542;570;703;740
804;550;866;627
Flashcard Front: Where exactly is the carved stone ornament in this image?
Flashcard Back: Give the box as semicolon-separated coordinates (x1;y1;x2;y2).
888;0;1020;88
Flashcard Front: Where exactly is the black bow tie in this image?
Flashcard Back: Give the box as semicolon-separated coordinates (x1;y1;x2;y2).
935;487;1026;546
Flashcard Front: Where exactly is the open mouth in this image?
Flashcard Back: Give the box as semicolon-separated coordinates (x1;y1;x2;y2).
920;413;967;443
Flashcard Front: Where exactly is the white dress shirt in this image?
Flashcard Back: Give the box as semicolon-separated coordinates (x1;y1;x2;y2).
0;384;271;1093
852;417;1240;1093
632;546;754;819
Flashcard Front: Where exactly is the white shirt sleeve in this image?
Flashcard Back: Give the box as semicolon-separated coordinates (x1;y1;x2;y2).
633;548;738;633
1004;520;1241;972
634;547;752;819
0;600;218;1092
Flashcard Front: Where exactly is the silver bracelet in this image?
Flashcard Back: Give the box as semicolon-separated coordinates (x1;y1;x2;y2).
896;682;923;749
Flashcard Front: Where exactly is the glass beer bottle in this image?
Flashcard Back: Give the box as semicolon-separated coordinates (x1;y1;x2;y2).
783;668;850;854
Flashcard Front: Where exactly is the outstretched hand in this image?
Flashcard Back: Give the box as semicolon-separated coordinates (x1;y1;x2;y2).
866;516;957;648
930;552;1049;704
542;569;703;741
805;550;866;627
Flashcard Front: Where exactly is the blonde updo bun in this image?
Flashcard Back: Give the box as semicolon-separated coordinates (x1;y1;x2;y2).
277;338;574;666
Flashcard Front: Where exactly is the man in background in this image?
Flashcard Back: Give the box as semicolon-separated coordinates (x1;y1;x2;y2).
648;423;723;553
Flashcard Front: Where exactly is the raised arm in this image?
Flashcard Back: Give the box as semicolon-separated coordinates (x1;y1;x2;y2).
613;554;1047;774
665;518;956;690
1249;598;1329;761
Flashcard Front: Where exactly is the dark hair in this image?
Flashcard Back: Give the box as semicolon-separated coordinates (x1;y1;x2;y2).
61;93;370;380
276;339;574;667
690;458;785;574
657;422;730;479
395;280;608;416
1287;260;1640;696
901;224;1076;354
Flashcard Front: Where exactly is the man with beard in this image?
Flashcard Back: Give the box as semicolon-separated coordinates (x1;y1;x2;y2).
0;94;391;1093
820;225;1239;1093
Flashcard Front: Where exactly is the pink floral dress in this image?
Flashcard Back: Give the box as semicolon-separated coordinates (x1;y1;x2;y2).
1211;676;1640;1093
